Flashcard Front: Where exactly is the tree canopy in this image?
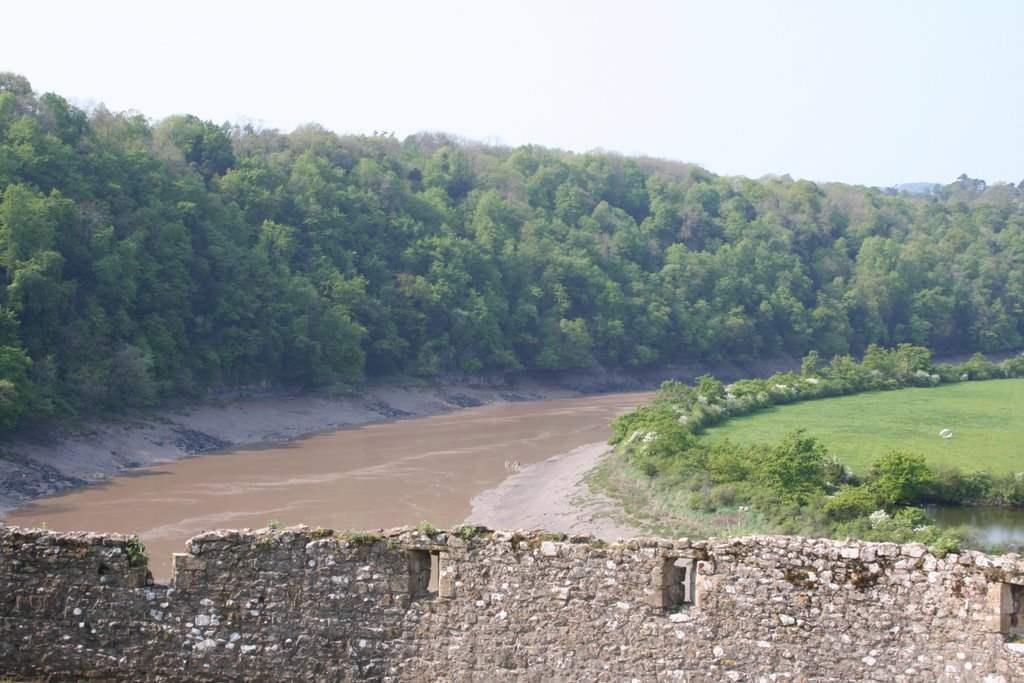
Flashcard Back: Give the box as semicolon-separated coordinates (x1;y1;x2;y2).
1;73;1023;430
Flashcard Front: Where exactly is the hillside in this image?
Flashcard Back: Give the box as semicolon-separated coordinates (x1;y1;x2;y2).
1;72;1023;431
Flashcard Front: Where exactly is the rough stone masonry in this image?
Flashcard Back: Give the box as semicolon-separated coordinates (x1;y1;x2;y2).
2;523;1024;681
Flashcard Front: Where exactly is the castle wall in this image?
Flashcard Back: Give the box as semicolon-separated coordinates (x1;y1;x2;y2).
2;524;1023;681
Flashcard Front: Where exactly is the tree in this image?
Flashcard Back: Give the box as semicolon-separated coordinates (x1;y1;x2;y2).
5;250;68;356
696;374;725;404
106;345;156;407
310;305;367;383
823;484;879;522
755;429;829;504
0;184;55;267
0;344;32;429
0;73;33;101
155;114;235;182
423;146;472;201
869;450;935;508
801;350;822;378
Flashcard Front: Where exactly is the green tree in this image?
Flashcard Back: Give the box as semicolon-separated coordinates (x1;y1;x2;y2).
696;374;725;404
755;429;829;504
0;184;56;266
0;344;32;429
823;484;879;522
800;350;822;378
155;114;235;182
868;450;935;508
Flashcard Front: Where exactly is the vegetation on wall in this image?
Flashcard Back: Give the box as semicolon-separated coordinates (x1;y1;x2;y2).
1;72;1023;431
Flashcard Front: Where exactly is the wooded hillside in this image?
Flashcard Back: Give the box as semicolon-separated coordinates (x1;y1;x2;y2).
1;73;1022;429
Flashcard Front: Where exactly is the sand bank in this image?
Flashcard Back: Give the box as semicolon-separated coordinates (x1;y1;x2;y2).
466;441;639;541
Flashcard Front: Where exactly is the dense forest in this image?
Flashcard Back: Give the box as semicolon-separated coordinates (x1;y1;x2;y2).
1;73;1022;430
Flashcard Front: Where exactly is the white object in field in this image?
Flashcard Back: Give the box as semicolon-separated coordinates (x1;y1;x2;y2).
939;428;953;439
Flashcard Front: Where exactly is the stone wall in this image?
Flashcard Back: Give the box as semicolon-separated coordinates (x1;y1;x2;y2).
3;524;1024;681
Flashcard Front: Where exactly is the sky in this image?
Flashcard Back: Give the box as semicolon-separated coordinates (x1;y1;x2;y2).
3;0;1022;188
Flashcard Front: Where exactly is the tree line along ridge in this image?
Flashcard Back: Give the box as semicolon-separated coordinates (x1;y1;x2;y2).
0;71;1022;431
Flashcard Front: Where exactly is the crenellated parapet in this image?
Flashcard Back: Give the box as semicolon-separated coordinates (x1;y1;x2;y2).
2;524;1023;681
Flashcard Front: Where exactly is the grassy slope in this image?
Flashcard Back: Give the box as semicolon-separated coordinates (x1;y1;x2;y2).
700;378;1024;475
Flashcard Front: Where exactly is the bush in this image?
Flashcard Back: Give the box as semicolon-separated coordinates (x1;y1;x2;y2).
1000;352;1024;378
753;429;829;505
868;450;936;508
986;473;1024;506
932;468;993;505
822;453;856;489
710;483;741;508
957;353;998;381
688;489;717;513
705;439;754;484
823;484;879;522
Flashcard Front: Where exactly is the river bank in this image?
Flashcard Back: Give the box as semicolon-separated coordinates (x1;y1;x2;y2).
0;358;797;518
466;441;640;540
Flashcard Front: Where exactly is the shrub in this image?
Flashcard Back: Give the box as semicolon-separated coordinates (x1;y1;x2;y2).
125;533;149;567
1000;352;1024;378
868;450;936;508
453;524;482;541
987;473;1024;506
958;353;998;381
861;506;933;543
705;439;754;484
343;529;381;546
927;528;967;558
688;489;717;513
696;374;726;405
753;429;829;505
709;483;741;508
932;468;993;505
823;484;879;522
822;453;856;489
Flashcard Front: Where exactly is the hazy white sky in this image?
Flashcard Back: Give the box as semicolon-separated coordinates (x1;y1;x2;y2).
4;0;1021;187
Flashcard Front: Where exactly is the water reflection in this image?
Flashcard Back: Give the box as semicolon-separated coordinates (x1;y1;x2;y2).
926;505;1024;544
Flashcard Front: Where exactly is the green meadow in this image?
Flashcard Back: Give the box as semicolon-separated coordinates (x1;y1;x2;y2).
700;378;1024;476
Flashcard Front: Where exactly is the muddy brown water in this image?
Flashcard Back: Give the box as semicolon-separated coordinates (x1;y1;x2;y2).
7;392;650;580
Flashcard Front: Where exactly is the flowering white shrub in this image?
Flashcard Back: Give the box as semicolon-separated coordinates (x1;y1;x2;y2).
868;509;892;529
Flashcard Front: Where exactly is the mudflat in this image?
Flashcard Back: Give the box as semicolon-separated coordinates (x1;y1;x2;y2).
467;441;638;541
6;392;650;579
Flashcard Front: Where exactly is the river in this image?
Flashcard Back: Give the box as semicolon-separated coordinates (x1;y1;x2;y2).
926;505;1024;546
6;391;650;579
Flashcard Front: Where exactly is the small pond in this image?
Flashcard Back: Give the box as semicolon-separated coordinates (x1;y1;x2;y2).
926;505;1024;545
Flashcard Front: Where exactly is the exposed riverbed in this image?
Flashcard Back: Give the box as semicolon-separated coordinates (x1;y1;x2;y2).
6;392;651;579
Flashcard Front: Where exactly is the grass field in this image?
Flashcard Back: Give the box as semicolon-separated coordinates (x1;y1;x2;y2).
700;378;1024;476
